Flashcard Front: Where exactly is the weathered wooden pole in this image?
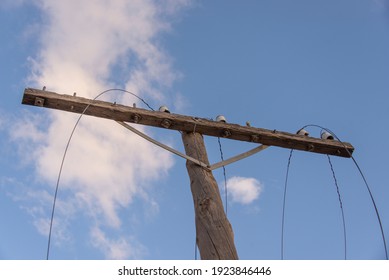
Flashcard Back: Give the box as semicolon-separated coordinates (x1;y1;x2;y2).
182;131;238;260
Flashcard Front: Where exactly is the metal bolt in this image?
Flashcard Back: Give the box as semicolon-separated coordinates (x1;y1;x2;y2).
161;119;172;128
222;129;231;138
250;135;259;142
132;114;141;123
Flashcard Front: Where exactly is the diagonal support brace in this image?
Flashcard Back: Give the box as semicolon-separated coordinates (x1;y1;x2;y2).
209;144;269;170
117;121;269;171
116;121;211;170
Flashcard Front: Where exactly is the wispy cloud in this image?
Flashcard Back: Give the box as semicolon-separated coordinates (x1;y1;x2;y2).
227;176;264;205
90;226;146;260
10;0;192;259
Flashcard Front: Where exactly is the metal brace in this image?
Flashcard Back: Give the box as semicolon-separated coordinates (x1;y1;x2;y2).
116;121;269;171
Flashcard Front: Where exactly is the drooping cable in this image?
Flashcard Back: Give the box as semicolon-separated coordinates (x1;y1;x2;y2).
46;88;154;260
281;149;348;260
327;155;347;260
217;137;228;216
281;149;294;260
300;124;388;260
349;155;388;260
349;155;388;259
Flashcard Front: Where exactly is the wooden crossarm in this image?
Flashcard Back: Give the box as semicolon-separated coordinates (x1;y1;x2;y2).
22;88;354;157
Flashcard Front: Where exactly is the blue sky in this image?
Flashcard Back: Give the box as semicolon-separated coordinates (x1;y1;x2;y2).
1;0;389;260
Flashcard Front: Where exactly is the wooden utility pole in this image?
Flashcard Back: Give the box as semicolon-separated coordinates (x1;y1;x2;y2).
182;132;238;259
22;88;354;259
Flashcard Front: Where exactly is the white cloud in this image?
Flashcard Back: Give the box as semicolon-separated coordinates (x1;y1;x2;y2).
27;0;189;101
11;0;191;259
90;226;146;259
4;180;74;246
227;176;263;205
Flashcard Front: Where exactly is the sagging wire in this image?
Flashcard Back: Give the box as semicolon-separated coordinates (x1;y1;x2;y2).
46;88;155;260
217;137;228;216
327;155;347;260
281;149;294;260
282;125;387;260
281;148;347;260
301;124;388;260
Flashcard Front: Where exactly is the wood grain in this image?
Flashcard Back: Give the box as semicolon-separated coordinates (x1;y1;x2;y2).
22;88;354;157
182;132;238;260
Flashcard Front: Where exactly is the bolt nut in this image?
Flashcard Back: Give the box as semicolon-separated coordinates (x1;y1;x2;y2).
131;114;141;123
250;135;259;142
161;119;172;128
222;129;231;138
